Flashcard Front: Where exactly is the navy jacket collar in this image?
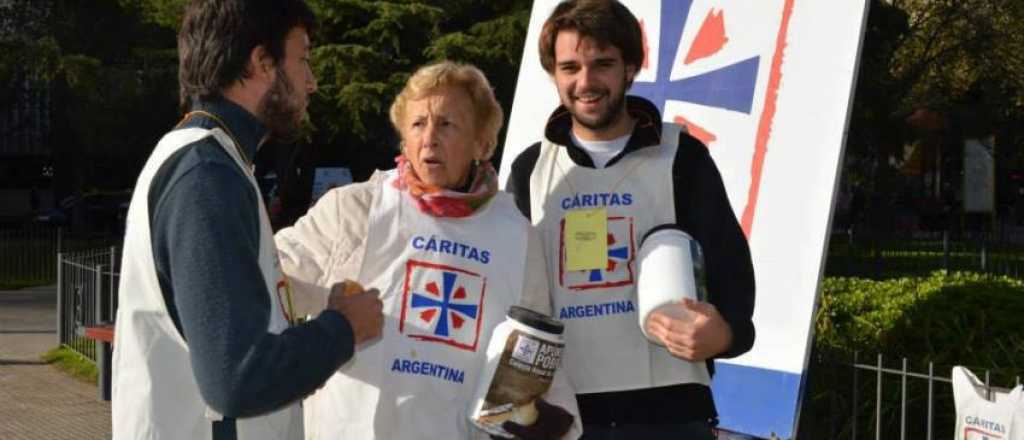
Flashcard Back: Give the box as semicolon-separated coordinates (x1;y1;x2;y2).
184;97;267;164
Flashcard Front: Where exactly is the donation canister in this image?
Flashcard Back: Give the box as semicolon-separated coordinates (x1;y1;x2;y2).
636;225;707;344
469;306;564;438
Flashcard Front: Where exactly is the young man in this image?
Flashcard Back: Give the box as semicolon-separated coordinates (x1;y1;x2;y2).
506;1;756;438
111;1;383;439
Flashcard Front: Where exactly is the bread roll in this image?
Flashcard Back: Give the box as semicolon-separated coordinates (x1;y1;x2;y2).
339;279;365;297
476;400;538;427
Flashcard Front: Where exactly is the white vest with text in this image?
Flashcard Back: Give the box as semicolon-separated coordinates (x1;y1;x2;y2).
528;122;711;394
953;366;1024;440
303;170;528;439
111;127;301;439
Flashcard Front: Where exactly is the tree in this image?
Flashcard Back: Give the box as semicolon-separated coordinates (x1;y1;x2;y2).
843;0;1024;233
3;0;533;199
304;0;532;178
1;0;180;195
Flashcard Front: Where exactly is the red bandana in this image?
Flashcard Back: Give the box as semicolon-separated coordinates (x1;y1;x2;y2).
392;155;498;218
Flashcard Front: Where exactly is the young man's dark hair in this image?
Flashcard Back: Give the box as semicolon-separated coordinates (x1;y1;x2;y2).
537;0;644;76
177;0;317;108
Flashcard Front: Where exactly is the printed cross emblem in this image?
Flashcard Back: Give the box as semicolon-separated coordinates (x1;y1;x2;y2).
588;232;631;282
410;272;479;337
400;260;487;351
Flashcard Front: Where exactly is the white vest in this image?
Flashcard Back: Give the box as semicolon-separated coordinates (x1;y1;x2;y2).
303;170;529;439
529;123;710;394
953;366;1024;440
111;127;301;439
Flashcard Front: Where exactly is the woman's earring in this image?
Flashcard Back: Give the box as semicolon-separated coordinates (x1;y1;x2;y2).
473;158;480;168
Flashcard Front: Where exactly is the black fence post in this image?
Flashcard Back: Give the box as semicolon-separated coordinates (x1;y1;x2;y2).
108;246;117;321
874;237;883;277
875;354;883;440
981;241;988;272
852;351;859;440
942;230;950;273
94;263;112;401
56;252;63;345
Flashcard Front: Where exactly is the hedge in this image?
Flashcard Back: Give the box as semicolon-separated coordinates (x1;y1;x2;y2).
799;271;1024;439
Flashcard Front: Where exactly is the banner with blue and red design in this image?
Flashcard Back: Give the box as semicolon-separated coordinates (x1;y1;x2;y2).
500;1;870;438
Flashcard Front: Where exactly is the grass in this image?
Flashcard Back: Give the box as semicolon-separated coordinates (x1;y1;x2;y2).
42;345;98;384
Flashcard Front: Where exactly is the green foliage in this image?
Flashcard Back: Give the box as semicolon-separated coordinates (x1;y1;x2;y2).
816;271;1024;367
801;271;1024;438
118;0;186;31
304;0;532;165
3;0;532;190
1;0;180;191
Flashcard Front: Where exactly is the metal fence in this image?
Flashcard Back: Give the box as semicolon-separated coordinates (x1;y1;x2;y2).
800;353;1021;440
57;246;119;361
1;224;121;288
826;229;1024;279
0;224;62;287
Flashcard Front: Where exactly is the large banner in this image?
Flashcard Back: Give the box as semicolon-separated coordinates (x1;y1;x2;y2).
499;1;869;438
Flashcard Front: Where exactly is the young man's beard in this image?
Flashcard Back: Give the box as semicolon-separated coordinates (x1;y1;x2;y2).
259;67;304;144
569;76;630;130
571;88;627;132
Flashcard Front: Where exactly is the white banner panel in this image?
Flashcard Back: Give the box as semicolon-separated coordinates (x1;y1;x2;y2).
499;1;869;437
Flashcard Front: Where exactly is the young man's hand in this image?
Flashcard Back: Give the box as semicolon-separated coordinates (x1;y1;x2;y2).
645;298;733;361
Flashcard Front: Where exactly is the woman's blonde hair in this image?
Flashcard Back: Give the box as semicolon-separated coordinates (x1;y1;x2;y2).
389;61;504;160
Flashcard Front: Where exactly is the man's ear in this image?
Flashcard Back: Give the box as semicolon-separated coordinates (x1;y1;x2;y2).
246;45;275;80
625;64;638;87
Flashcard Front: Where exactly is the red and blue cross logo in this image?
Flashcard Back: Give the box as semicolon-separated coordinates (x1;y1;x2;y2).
400;260;486;351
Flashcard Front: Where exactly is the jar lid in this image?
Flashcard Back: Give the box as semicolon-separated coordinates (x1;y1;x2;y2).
640;224;695;247
508;306;564;335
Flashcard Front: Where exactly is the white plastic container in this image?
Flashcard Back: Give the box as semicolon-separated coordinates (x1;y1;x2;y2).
468;306;564;438
636;225;706;344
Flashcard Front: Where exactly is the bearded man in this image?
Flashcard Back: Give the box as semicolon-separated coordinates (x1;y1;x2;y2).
111;1;383;439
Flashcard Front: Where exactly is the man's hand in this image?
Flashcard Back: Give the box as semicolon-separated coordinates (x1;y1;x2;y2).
644;298;732;361
325;282;383;345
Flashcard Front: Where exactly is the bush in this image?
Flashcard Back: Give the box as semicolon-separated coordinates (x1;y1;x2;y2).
815;271;1024;368
800;271;1024;438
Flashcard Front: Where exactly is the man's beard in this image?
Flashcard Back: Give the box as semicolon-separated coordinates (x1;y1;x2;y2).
569;77;629;132
258;67;304;143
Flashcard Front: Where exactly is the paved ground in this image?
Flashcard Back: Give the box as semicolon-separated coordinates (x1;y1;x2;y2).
0;285;111;440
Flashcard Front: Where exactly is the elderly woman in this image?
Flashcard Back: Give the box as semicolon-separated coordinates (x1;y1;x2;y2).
276;61;581;439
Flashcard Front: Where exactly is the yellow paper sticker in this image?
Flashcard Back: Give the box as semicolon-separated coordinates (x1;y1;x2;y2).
564;208;608;271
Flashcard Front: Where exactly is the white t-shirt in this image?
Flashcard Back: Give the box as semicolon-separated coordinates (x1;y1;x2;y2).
571;131;631;169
